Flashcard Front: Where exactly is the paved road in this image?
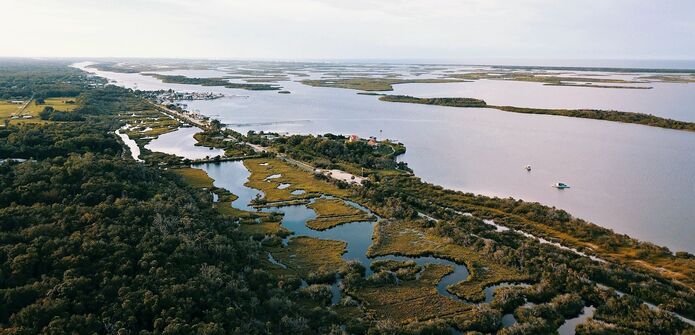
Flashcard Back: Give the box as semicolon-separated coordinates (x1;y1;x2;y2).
152;103;210;129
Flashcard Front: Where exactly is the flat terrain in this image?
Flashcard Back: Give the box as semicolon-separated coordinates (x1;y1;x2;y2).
306;198;374;230
0;97;78;124
244;158;351;204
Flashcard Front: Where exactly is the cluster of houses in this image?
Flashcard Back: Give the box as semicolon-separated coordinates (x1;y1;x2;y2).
155;91;224;104
348;134;379;146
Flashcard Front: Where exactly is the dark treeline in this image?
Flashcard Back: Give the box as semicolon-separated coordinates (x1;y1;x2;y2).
379;95;487;107
379;94;695;132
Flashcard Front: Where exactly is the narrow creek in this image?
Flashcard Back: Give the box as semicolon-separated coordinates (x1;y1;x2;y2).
115;126;143;162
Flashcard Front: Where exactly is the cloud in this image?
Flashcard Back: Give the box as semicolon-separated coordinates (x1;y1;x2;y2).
1;0;693;60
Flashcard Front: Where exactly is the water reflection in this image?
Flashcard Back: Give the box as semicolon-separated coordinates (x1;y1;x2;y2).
145;127;225;160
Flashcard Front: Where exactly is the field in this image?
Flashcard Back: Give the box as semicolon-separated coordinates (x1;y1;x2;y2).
306;198;374;230
0;98;78;125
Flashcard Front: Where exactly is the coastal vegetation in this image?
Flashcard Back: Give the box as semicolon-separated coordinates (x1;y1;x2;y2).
170;166;214;188
275;134;695;322
268;236;347;282
348;264;473;325
639;74;695;83
379;94;695;132
369;219;532;302
357;173;695;318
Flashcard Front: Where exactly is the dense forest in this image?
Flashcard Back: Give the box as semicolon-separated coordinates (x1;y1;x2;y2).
0;62;345;334
266;133;409;172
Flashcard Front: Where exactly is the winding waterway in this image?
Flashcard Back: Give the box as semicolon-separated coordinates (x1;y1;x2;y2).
195;160;588;333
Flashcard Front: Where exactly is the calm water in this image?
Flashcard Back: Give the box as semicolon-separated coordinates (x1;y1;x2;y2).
77;62;695;253
144;126;225;160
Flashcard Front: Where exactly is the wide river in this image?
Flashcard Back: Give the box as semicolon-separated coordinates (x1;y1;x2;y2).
75;62;695;253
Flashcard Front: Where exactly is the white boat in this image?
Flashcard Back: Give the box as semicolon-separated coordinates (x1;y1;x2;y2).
553;182;570;189
525;165;532;171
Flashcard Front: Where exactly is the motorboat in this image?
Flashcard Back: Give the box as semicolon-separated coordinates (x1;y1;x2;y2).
553;182;570;189
525;165;532;171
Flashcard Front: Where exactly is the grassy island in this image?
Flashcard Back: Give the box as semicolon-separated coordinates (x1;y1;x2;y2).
306;198;374;230
145;73;282;90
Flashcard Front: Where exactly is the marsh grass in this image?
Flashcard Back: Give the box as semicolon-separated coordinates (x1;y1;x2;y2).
369;220;531;302
306;198;374;230
171;167;214;188
351;264;472;323
269;236;347;280
244;158;350;203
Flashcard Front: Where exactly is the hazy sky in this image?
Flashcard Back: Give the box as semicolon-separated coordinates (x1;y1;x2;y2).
3;0;694;61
